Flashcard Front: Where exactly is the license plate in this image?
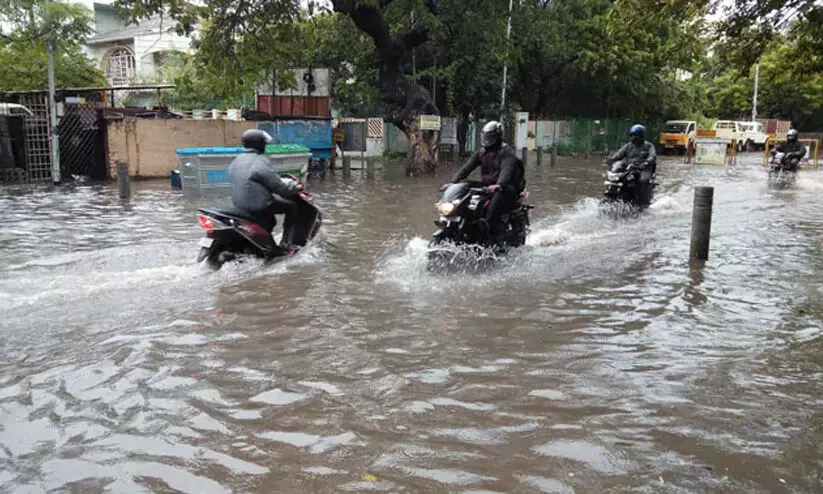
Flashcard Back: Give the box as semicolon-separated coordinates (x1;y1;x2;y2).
199;237;214;248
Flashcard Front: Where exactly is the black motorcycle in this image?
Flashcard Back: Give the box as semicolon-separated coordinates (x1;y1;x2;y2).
427;182;532;272
601;160;656;214
196;175;322;270
768;151;799;187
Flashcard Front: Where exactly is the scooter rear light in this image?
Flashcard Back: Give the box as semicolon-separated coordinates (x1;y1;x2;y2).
240;221;270;236
197;214;215;230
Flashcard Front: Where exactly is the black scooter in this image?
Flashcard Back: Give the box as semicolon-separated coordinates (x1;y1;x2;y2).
195;175;322;270
427;182;532;272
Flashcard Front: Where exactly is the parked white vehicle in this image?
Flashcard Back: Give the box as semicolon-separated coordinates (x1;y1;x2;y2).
0;103;34;117
740;121;769;150
712;120;746;151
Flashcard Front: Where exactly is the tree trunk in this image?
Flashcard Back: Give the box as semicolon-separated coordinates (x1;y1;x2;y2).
332;0;440;176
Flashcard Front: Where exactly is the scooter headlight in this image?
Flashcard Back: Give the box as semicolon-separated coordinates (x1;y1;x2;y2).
606;171;621;181
437;201;458;216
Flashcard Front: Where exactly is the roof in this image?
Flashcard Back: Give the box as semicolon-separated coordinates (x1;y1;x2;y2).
87;17;166;44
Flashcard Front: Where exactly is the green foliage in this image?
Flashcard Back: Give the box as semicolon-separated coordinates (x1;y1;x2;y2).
0;1;106;91
111;0;823;131
0;40;106;91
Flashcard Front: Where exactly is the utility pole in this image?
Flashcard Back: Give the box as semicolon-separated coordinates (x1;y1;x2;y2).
499;0;513;121
751;63;760;122
47;37;61;183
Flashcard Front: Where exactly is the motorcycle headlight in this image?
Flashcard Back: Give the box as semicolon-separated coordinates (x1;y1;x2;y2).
606;171;621;181
437;201;457;216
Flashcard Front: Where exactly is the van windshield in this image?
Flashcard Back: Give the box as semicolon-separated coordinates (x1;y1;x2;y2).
663;122;688;133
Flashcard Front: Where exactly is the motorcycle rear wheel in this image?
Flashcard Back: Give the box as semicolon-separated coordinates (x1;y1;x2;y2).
198;245;226;271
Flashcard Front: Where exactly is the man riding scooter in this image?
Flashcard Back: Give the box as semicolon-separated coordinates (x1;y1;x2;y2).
228;129;303;250
606;124;657;206
773;129;806;171
444;120;526;244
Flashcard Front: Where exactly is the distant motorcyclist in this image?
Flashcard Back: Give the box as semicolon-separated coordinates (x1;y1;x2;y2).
607;124;656;199
228;129;302;248
446;120;525;242
774;129;806;168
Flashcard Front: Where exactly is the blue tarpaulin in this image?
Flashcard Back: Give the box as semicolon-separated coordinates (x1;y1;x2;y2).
257;120;333;159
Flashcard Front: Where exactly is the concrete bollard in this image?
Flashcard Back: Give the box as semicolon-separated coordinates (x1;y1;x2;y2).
550;145;557;167
690;186;714;261
366;156;375;179
116;160;130;200
522;147;528;167
342;155;351;178
537;147;543;167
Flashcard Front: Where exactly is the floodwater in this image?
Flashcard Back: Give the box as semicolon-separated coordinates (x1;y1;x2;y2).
2;154;823;493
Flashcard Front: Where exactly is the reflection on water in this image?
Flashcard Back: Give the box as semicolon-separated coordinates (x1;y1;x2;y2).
2;156;823;492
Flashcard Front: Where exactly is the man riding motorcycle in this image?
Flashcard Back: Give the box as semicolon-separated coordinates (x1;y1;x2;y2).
774;129;806;168
606;124;656;203
228;129;303;249
445;120;526;243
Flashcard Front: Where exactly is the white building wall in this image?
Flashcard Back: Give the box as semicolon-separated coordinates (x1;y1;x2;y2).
133;32;191;80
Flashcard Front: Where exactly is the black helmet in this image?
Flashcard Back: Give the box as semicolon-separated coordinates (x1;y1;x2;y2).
242;129;272;154
481;120;503;149
787;129;798;142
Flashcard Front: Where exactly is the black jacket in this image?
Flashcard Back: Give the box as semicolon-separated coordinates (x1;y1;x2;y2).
451;144;525;194
776;140;807;159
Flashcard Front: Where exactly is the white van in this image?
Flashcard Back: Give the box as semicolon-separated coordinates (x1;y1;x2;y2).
739;121;769;151
713;120;746;151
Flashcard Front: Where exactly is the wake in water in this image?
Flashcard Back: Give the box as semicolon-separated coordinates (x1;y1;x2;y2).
375;184;693;292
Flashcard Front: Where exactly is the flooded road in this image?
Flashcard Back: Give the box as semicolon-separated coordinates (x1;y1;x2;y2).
2;155;823;493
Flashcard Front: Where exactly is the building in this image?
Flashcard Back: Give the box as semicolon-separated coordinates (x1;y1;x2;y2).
84;2;192;86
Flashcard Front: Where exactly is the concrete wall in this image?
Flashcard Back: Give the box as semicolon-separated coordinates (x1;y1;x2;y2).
107;119;256;178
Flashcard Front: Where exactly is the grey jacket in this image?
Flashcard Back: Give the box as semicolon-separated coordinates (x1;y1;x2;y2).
228;151;298;213
608;140;657;168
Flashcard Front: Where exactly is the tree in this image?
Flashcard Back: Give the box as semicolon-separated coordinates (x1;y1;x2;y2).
298;12;382;117
0;1;106;91
331;0;440;175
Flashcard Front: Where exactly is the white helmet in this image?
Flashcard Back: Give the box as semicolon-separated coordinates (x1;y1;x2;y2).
787;129;798;142
481;121;503;149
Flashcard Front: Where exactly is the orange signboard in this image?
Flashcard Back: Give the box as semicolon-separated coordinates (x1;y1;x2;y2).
696;129;717;138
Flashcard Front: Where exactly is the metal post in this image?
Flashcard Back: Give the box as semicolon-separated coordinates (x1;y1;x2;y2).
690;186;714;261
537;147;543;166
551;120;559;167
47;38;61;184
366;156;375;178
499;0;514;120
452;144;459;163
521;147;528;167
586;120;593;157
342;154;351;177
116;160;130;200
